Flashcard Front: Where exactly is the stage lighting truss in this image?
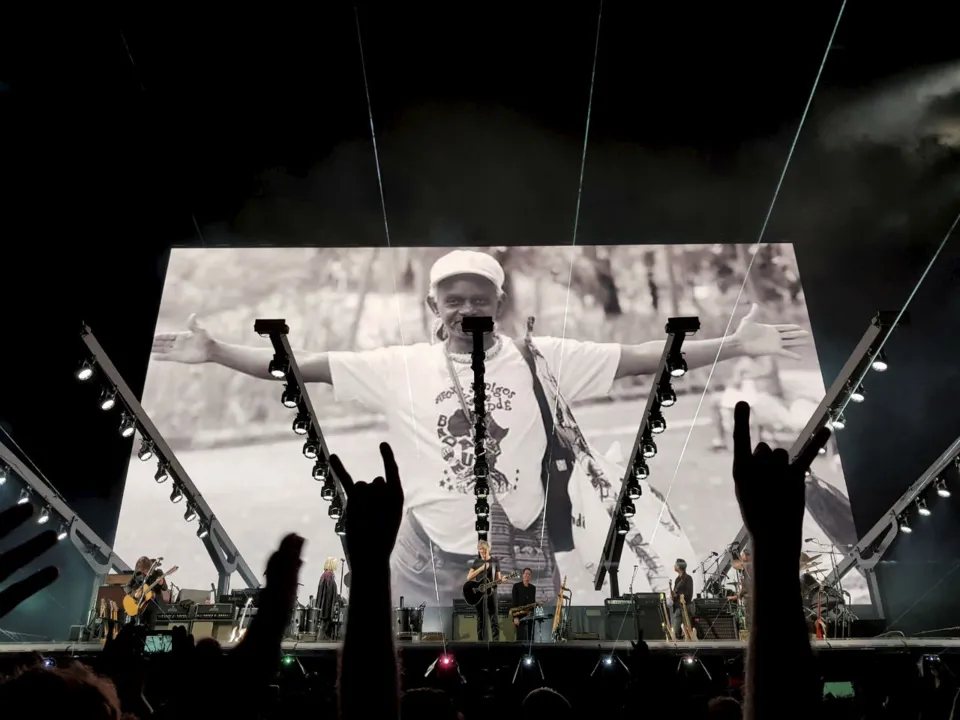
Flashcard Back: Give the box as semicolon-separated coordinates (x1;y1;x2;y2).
705;310;908;602
78;324;260;595
461;316;495;542
253;319;349;546
0;437;133;616
820;437;960;616
593;316;702;595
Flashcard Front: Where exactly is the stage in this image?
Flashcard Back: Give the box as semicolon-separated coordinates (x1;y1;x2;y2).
2;637;957;657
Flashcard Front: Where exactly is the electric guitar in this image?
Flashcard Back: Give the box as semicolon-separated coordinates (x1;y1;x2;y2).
679;594;698;642
462;570;519;606
123;566;179;617
230;596;254;643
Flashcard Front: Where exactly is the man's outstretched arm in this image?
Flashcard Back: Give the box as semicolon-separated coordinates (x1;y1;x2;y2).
615;337;744;379
210;341;332;384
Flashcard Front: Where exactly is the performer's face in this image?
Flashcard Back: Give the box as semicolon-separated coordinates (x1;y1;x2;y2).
479;544;490;560
522;569;532;584
428;275;502;339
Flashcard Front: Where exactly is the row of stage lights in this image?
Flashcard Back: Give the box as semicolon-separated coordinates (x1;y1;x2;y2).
0;464;69;540
74;359;210;539
612;349;686;536
898;459;955;535
460;318;495;541
266;352;345;535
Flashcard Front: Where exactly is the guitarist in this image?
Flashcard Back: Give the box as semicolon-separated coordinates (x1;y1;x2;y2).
670;558;694;640
511;568;537;643
124;556;168;629
466;541;503;641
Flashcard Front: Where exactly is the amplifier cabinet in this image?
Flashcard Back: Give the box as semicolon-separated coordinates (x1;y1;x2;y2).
453;612;517;642
693;611;738;640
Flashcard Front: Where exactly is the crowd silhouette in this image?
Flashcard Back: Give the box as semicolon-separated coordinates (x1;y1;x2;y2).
0;403;929;719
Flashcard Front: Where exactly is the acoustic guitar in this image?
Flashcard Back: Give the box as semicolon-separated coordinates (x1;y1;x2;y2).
462;570;519;606
123;566;179;617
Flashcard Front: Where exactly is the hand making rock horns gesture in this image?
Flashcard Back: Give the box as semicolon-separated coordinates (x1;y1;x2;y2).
330;443;404;566
0;503;59;619
732;401;831;558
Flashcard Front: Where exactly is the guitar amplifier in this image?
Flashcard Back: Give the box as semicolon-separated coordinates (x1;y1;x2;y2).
604;595;666;642
693;611;738;640
453;608;517;642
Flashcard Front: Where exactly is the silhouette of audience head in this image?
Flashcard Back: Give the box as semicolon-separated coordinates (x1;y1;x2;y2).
706;696;743;719
522;687;573;720
0;661;129;720
400;687;460;720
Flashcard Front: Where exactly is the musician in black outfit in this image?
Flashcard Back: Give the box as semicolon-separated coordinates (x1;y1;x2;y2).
670;558;694;640
124;556;168;630
316;556;340;641
511;567;537;643
466;540;503;641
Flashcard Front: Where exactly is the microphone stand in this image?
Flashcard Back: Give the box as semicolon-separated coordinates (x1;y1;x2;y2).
334;560;346;641
628;566;640;641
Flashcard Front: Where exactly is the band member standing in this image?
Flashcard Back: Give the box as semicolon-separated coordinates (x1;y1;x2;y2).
467;541;503;641
316;557;340;641
153;250;808;604
511;567;537;643
670;558;694;640
124;557;168;630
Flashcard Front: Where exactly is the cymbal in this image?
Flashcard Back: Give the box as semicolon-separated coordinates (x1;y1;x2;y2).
799;552;821;568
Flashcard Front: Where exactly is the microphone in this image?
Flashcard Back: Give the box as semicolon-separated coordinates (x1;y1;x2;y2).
804;538;817;543
710;551;719;557
156;557;164;560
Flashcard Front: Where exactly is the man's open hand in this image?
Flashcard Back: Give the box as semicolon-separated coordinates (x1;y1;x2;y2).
331;443;404;567
733;401;830;556
0;503;59;619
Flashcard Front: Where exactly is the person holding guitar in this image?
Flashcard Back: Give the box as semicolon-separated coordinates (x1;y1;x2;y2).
465;540;505;641
123;556;170;629
670;558;694;640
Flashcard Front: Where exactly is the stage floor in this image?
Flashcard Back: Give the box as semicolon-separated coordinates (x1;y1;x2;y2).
2;637;958;656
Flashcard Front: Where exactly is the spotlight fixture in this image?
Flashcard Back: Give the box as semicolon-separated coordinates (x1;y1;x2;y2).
632;459;649;480
268;354;288;379
183;505;198;523
292;413;310;436
320;480;336;501
898;515;912;533
119;413;136;438
620;499;636;519
916;498;931;517
474;481;490;500
99;389;117;411
56;524;68;541
197;522;210;539
154;464;170;483
871;350;888;372
312;460;330;482
666;353;687;378
334;518;345;536
138;439;155;462
37;506;51;524
302;440;319;460
615;516;629;535
328;497;343;520
475;518;490;533
641;433;657;459
0;464;7;485
850;384;865;403
76;360;95;381
17;489;30;505
626;478;641;500
935;478;950;498
281;385;300;409
657;380;677;407
648;409;667;434
475;499;490;517
829;412;846;431
169;486;184;504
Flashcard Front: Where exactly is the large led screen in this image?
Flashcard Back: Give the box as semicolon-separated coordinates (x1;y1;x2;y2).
115;245;866;608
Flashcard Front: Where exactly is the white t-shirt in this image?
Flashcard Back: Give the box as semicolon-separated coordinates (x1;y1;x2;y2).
328;336;621;555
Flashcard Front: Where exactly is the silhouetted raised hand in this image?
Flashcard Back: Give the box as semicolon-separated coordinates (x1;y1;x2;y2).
330;443;404;566
733;401;830;557
0;503;59;619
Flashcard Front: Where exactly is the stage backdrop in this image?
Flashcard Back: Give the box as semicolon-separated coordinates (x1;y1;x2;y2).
116;244;866;609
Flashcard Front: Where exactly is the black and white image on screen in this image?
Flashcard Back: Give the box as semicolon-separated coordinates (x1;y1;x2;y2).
115;244;865;607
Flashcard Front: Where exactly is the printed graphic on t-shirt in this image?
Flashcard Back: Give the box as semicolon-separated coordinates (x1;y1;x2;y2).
436;380;518;496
